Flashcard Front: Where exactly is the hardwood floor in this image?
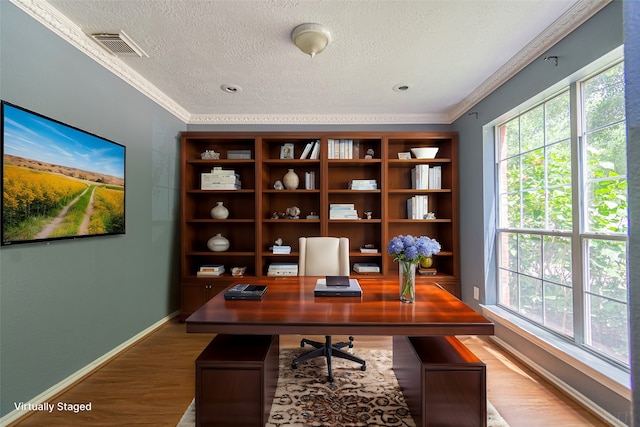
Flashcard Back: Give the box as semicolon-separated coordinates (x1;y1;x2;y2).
9;318;609;426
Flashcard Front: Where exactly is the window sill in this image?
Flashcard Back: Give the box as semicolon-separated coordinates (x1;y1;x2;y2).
481;305;631;400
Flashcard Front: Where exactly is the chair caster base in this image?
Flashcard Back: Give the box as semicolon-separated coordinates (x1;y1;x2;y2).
292;335;365;382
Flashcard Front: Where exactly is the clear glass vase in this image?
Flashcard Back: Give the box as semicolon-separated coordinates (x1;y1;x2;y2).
399;261;417;303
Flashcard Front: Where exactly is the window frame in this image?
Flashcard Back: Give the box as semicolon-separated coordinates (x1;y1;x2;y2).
494;57;629;369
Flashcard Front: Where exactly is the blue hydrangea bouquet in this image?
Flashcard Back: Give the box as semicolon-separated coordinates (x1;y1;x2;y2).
387;234;441;302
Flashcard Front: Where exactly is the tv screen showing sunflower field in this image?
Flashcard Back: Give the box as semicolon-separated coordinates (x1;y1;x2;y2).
1;101;125;245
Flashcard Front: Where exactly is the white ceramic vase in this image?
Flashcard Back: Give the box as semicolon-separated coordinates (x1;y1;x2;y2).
283;169;299;190
207;233;230;252
210;201;229;219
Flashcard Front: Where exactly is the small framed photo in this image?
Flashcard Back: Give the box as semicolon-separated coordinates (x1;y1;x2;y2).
280;143;295;159
398;152;411;159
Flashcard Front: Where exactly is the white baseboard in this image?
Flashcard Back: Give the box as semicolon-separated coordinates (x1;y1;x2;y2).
0;310;180;426
490;336;628;426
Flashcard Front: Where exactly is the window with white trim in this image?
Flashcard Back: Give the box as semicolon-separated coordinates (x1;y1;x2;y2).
496;60;628;366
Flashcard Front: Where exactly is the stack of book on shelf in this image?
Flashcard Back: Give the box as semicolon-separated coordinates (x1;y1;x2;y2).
359;246;379;253
418;265;437;276
299;140;321;159
353;262;380;273
304;171;316;189
348;179;378;190
410;165;442;190
329;203;359;220
267;263;298;276
407;195;429;219
272;245;292;254
197;264;225;277
227;149;251;159
411;164;430;189
201;167;241;190
428;166;442;189
328;139;359;159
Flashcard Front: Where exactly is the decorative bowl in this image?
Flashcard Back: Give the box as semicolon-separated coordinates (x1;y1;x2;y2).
411;147;439;159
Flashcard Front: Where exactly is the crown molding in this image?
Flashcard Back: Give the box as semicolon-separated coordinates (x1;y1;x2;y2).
447;0;612;123
12;0;612;126
187;113;450;125
10;0;191;122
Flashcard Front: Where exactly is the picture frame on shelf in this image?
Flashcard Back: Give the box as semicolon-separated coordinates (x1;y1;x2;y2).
398;152;411;159
280;143;295;159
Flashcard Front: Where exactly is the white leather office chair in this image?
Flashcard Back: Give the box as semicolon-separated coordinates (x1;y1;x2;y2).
292;237;366;382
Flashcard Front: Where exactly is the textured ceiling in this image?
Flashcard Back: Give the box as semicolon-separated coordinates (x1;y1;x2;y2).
14;0;609;124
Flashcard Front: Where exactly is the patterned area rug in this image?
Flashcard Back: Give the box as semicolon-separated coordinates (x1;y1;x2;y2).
177;347;509;427
268;348;412;426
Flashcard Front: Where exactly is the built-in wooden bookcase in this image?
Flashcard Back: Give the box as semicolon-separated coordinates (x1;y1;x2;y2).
179;132;459;320
385;134;459;296
259;136;322;274
326;136;384;273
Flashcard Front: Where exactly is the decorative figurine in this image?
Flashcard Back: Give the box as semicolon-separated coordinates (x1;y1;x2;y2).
285;206;301;219
365;148;375;159
364;211;373;219
274;180;284;190
275;237;283;246
231;266;247;276
425;212;436;220
201;149;220;160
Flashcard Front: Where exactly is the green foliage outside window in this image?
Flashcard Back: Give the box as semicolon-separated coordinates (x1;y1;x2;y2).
583;63;628;364
496;61;628;366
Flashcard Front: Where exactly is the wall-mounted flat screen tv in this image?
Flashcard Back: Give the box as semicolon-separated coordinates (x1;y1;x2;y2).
1;101;125;245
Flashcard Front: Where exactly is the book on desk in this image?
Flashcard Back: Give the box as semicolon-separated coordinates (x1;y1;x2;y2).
224;284;267;300
314;277;362;297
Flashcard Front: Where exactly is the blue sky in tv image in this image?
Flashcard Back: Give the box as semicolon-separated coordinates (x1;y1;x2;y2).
3;102;125;179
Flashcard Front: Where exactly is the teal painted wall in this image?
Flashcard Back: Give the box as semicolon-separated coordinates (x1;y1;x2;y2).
0;2;185;416
452;1;633;423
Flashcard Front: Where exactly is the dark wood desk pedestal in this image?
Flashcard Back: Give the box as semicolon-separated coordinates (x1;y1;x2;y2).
393;335;487;427
195;334;279;427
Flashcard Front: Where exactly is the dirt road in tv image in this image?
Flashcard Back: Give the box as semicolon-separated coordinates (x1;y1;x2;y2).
34;186;96;239
2;156;125;243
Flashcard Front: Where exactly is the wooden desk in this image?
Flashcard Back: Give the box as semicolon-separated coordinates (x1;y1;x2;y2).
187;277;493;426
186;277;493;336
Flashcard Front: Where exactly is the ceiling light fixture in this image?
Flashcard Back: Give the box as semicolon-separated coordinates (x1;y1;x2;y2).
292;23;332;58
393;84;410;92
221;84;242;94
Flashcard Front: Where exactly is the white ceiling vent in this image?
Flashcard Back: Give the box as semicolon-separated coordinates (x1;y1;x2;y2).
90;31;148;57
